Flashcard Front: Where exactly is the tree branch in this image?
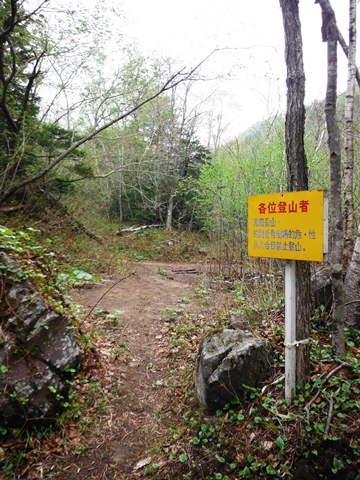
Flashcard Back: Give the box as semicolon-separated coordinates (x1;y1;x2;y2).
0;0;17;43
0;51;217;204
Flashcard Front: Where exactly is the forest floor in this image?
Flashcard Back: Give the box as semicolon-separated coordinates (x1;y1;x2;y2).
3;258;360;479
39;260;211;480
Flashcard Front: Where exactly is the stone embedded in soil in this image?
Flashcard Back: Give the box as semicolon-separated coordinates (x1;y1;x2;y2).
195;328;272;412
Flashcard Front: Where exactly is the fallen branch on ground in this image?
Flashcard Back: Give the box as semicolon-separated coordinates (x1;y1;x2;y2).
324;394;334;436
172;268;200;274
0;204;23;212
79;272;136;327
116;224;163;235
304;358;352;437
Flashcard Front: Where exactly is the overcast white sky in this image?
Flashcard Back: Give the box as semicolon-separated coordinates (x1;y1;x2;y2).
118;0;352;136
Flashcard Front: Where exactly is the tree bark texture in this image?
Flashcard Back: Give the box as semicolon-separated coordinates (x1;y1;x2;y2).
344;226;360;330
166;188;175;231
343;0;357;267
345;1;360;331
279;0;311;386
317;0;345;355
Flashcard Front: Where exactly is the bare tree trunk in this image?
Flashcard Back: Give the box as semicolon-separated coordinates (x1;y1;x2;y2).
279;0;311;386
345;226;360;330
118;146;124;223
118;175;123;223
344;1;360;331
343;0;357;268
166;188;175;231
317;0;345;356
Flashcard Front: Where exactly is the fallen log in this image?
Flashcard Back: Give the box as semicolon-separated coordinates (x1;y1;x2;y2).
0;204;23;212
172;269;201;274
117;224;163;236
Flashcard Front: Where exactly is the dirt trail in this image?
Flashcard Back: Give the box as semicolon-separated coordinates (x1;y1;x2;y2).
53;261;208;480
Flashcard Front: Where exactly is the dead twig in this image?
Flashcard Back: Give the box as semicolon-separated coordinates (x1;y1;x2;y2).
96;432;130;449
324;394;334;437
0;204;23;212
98;463;108;480
304;359;352;421
345;299;360;306
79;272;136;327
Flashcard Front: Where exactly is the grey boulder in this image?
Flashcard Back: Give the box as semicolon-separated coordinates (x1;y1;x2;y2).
195;329;272;412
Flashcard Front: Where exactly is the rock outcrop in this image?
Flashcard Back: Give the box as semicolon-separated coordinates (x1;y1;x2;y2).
0;253;80;428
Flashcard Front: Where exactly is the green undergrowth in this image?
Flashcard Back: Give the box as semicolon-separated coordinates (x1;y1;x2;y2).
117;226;209;262
1;220;360;479
142;284;360;480
0;219;209;476
1;211;209;273
0;225;78;315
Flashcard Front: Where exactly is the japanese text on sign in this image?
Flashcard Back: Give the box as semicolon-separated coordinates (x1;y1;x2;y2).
257;200;309;215
248;191;327;262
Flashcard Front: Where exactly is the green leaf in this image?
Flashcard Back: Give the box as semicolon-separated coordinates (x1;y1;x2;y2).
179;454;188;463
73;270;93;280
276;436;285;450
0;227;13;236
240;466;251;478
266;465;277;474
332;457;342;472
91;275;102;282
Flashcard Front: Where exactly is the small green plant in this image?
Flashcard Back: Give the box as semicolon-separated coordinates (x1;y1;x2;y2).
332;457;342;474
276;436;285;452
131;252;148;261
2;463;14;475
159;306;182;322
58;269;102;288
75;445;86;455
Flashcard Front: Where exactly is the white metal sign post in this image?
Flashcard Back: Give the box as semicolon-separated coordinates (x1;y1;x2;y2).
248;191;328;403
285;260;297;403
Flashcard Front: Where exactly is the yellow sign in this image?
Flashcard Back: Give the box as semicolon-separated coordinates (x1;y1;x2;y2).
248;190;327;262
